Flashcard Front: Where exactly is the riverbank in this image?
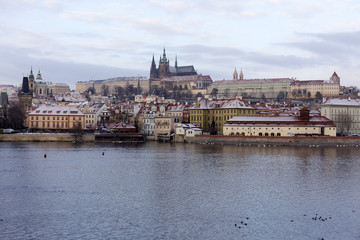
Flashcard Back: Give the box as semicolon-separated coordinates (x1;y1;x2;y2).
186;135;360;147
1;133;360;146
0;133;94;142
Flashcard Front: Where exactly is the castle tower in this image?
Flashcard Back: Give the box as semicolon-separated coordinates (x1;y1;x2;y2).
330;71;340;84
233;68;238;80
239;69;244;80
158;47;170;78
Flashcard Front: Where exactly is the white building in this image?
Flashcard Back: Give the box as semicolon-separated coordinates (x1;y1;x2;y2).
321;98;360;135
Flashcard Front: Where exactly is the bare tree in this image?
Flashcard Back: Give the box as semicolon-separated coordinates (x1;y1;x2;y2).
6;103;26;129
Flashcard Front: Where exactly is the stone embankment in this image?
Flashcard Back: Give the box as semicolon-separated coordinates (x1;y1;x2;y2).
0;134;94;142
186;135;360;147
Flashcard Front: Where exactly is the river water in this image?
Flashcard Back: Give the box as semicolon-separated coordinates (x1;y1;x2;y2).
1;142;360;240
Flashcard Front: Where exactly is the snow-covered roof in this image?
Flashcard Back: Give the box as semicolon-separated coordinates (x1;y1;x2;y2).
322;98;360;106
29;105;84;116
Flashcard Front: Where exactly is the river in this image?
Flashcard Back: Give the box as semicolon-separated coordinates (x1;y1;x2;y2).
1;142;360;239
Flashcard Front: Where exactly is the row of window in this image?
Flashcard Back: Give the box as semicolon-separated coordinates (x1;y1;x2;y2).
31;116;82;121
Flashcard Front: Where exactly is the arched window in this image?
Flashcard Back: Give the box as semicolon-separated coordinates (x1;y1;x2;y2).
241;132;245;136
277;133;281;136
259;132;263;136
265;133;269;136
271;133;275;136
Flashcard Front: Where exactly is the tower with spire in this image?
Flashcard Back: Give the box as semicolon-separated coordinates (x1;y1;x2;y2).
330;71;340;84
233;68;238;80
28;67;35;94
239;69;244;80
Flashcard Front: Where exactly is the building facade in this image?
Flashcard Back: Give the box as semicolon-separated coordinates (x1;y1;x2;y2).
76;77;149;95
208;78;293;99
224;108;336;137
321;98;360;135
290;72;340;99
189;98;257;132
28;105;85;131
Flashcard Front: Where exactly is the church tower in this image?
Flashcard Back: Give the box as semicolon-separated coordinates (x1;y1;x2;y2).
158;47;170;78
36;69;42;80
28;67;35;94
233;68;238;80
330;71;340;84
239;69;244;80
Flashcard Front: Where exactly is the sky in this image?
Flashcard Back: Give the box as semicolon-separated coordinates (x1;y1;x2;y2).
1;0;360;90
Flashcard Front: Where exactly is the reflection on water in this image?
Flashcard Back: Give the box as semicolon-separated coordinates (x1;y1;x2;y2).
1;142;360;239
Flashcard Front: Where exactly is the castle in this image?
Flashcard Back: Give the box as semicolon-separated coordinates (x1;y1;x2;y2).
150;48;197;79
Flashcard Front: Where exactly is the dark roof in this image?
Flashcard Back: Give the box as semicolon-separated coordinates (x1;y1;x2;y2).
176;66;196;74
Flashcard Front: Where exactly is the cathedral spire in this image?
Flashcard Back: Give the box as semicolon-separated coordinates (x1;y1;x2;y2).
175;55;178;68
239;69;244;80
161;47;168;62
150;54;157;79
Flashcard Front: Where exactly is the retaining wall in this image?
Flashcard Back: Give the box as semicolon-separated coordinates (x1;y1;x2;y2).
187;135;360;146
0;134;95;142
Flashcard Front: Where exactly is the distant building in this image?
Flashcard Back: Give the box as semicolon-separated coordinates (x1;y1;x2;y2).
321;98;360;135
28;105;85;131
224;108;336;137
290;72;340;99
76;76;149;95
149;48;211;93
208;78;293;100
25;68;70;97
150;48;197;79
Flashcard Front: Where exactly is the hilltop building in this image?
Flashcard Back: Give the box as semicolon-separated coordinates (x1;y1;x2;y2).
149;48;211;94
290;72;340;99
76;76;149;95
150;48;197;79
25;68;70;97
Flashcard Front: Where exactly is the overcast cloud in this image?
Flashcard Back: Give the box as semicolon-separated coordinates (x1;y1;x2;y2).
1;0;360;89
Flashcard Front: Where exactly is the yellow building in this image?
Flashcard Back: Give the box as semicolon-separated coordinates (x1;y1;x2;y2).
223;108;336;137
291;72;340;99
28;105;85;131
189;98;257;132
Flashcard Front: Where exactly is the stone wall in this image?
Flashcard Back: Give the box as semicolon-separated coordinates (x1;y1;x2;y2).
0;134;95;142
187;135;360;147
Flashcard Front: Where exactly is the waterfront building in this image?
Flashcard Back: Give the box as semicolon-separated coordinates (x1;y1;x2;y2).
83;103;108;128
154;115;175;141
175;123;202;137
290;72;340;99
28;105;85;131
142;113;156;136
321;98;360;135
208;78;293;100
189;98;256;132
223;108;336;137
